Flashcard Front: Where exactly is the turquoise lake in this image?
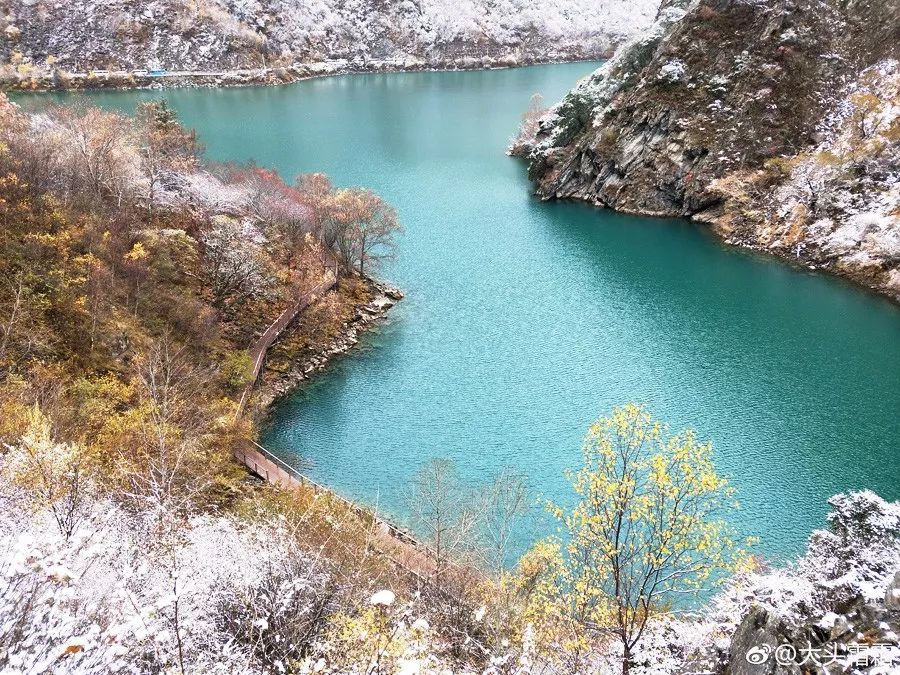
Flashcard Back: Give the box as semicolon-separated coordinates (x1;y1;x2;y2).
23;63;900;562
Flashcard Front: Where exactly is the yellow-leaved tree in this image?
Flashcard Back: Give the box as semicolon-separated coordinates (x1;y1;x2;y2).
519;404;748;674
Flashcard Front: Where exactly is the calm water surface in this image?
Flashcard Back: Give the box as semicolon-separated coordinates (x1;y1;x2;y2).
23;63;900;561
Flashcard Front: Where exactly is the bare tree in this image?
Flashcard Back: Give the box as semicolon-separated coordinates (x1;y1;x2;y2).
0;273;39;375
201;218;271;310
46;103;141;208
850;91;881;140
81;253;113;354
477;469;530;578
408;458;478;589
115;339;221;521
0;274;25;363
295;173;333;234
507;93;546;156
352;191;401;276
324;189;401;276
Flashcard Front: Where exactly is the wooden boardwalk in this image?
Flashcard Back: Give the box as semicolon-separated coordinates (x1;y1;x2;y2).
236;263;338;415
230;263;447;582
234;440;450;583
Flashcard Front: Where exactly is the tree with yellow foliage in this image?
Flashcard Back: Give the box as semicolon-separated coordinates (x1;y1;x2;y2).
522;404;746;674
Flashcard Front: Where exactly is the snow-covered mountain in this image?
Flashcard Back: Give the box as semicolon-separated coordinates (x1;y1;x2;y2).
0;0;660;74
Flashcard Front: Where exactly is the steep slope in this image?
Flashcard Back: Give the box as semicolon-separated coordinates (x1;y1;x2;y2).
0;0;659;76
518;0;900;300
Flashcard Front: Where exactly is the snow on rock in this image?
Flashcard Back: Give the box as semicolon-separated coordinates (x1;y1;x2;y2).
519;0;899;301
657;58;686;84
627;491;900;675
519;0;689;155
734;60;900;298
370;589;396;607
0;0;661;75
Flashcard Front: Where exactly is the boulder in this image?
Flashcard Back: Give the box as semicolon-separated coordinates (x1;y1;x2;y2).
885;570;900;610
381;285;404;301
727;605;800;675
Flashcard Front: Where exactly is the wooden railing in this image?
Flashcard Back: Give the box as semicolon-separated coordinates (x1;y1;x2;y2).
236;441;427;547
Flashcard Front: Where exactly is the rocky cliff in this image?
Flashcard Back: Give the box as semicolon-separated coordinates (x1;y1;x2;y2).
0;0;658;78
518;0;900;300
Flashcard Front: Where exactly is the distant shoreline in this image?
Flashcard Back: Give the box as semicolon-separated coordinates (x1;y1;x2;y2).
0;54;609;94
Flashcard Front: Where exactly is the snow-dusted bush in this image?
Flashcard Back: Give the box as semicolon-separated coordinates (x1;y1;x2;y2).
174;170;252;215
0;490;343;673
201;216;274;308
216;537;334;671
0;505;160;675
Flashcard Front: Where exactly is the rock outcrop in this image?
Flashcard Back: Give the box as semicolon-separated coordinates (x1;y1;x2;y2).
723;596;900;674
670;491;900;675
256;279;403;409
518;0;900;300
726;606;798;675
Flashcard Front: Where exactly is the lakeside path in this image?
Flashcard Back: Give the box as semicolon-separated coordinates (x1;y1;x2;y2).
229;267;464;589
235;440;482;590
236;266;338;416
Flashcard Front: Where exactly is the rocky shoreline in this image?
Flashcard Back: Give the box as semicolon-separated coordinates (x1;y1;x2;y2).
693;211;900;305
255;277;403;411
0;0;659;95
0;53;608;93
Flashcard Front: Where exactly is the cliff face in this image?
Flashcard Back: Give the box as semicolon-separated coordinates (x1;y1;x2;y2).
0;0;658;75
521;0;900;299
